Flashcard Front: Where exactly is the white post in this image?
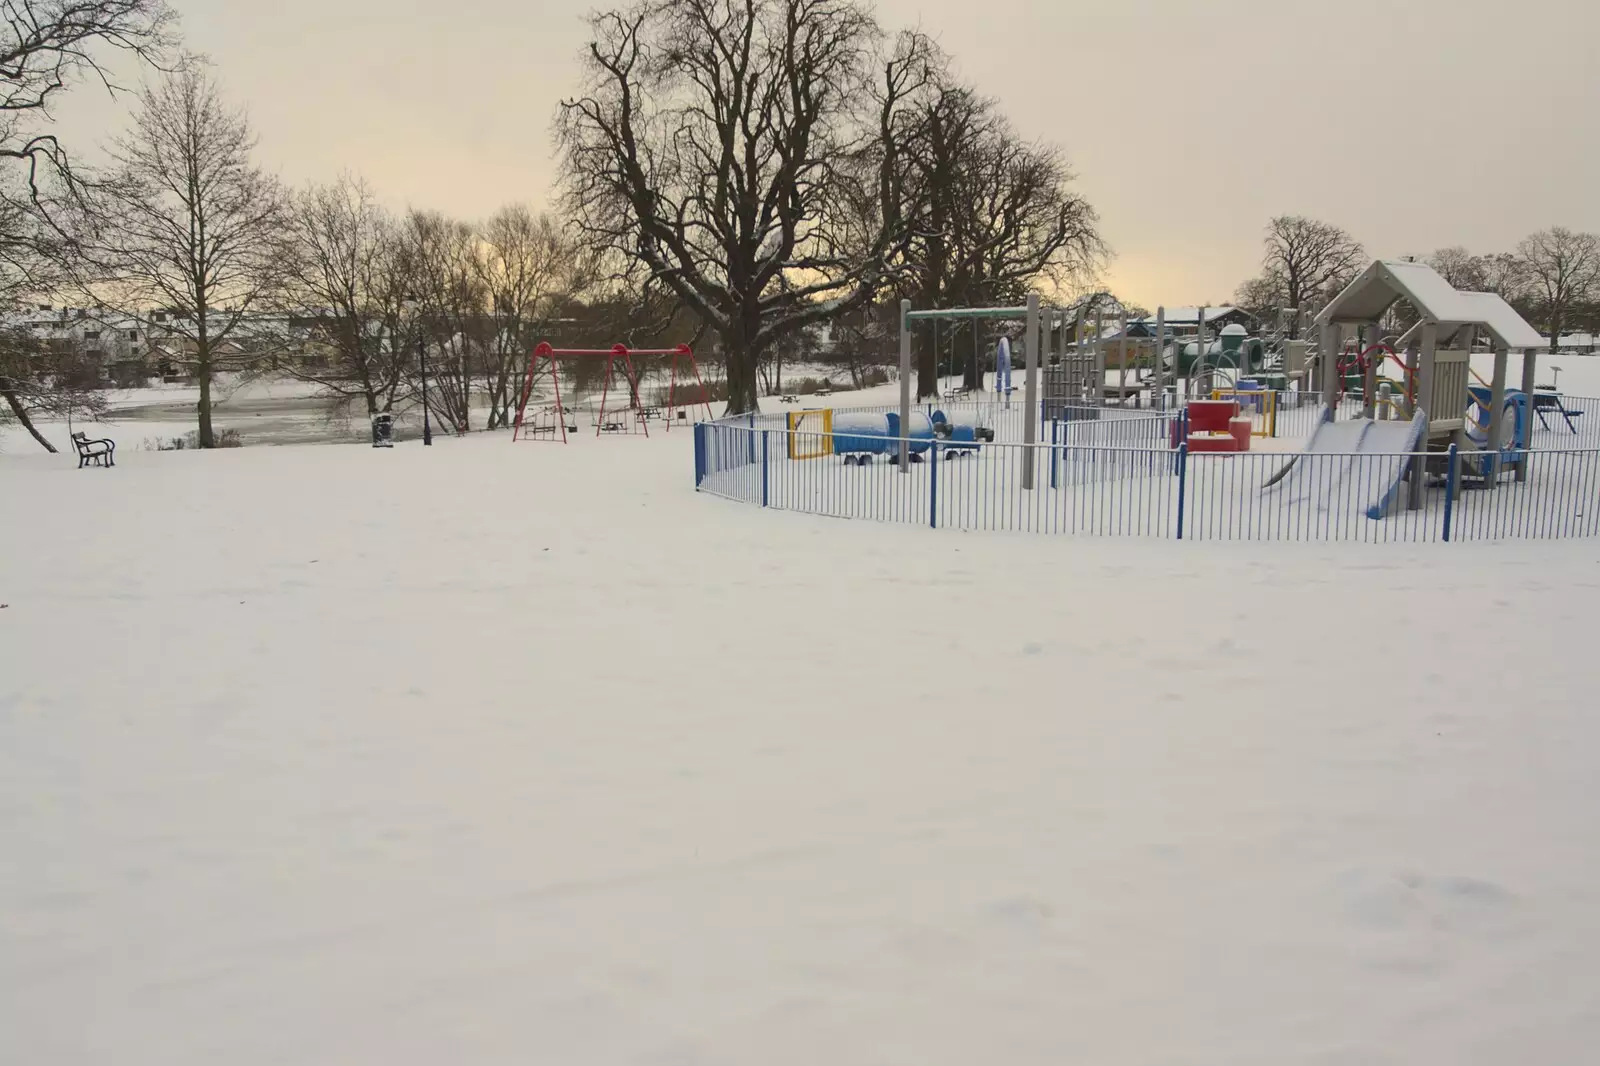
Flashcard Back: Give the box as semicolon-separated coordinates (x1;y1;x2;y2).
1362;323;1378;419
1154;307;1167;408
1118;311;1130;401
1412;321;1438;511
1092;307;1105;404
1074;305;1087;401
1022;293;1041;490
1320;318;1338;411
1487;343;1510;483
1517;346;1537;482
898;298;911;471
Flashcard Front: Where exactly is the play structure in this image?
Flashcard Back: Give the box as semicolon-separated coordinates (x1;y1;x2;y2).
1312;262;1547;503
688;260;1595;542
1181;398;1255;453
511;343;710;443
784;406;995;466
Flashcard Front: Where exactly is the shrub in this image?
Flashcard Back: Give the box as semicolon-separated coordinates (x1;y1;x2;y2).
153;428;244;450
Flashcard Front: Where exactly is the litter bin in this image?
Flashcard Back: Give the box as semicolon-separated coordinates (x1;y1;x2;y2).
371;412;394;448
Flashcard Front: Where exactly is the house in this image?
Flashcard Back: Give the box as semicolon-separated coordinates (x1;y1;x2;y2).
1126;306;1256;338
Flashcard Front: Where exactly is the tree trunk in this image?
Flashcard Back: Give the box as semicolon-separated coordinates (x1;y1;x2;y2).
916;326;939;400
964;321;983;391
0;379;58;453
1549;309;1562;353
722;325;762;415
196;347;215;448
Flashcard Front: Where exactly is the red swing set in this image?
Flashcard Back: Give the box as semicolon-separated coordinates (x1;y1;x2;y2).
510;342;714;443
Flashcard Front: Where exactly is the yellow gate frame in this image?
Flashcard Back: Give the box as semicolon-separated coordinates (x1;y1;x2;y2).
1211;389;1277;438
786;408;833;459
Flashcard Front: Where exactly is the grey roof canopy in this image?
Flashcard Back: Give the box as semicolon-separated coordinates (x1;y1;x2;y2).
1318;260;1543;350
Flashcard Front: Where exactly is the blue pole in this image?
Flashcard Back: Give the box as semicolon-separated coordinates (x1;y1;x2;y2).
1176;442;1189;540
694;423;706;487
761;430;769;507
1443;442;1459;542
929;441;939;528
1050;419;1059;491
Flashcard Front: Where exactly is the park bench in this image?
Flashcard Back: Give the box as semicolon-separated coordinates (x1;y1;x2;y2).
71;431;115;468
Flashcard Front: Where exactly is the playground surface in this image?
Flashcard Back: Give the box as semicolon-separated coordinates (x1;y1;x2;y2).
4;432;1600;1064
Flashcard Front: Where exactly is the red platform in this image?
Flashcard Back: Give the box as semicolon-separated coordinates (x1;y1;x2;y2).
1188;399;1240;434
1187;432;1241;453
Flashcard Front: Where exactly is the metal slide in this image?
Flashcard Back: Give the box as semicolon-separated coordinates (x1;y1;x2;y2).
1262;410;1427;520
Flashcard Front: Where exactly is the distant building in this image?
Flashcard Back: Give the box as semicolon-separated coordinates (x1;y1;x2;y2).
1126;307;1255;338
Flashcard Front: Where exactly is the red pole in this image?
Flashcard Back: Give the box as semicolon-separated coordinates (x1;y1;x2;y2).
684;345;713;422
549;352;567;443
511;341;552;442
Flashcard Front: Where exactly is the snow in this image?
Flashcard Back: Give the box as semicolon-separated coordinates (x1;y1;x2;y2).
4;427;1600;1064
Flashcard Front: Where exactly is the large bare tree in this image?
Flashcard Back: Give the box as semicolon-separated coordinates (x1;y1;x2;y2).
1242;216;1364;336
1518;227;1600;352
283;174;415;417
0;0;175;451
97;67;287;447
922;89;1102;394
558;0;936;414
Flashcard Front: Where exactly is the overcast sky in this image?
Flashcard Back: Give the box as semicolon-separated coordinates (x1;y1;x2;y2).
60;0;1600;306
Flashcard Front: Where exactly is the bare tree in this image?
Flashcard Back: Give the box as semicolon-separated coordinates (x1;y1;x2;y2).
1426;246;1487;291
282;174;416;416
0;0;175;451
558;0;937;414
473;205;595;430
405;208;483;432
896;84;1103;395
96;67;288;447
0;0;176;237
0;324;108;451
1518;227;1600;352
1478;252;1531;304
1250;216;1364;336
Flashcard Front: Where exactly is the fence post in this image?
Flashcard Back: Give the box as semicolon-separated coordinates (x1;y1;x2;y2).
761;429;770;508
1442;442;1459;542
694;423;706;487
929;440;939;528
1050;419;1059;491
1176;442;1189;540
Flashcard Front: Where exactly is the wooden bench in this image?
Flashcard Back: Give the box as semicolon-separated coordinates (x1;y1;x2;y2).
71;431;115;468
779;394;800;404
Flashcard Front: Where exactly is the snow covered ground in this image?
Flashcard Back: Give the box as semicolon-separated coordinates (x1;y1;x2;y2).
4;428;1600;1064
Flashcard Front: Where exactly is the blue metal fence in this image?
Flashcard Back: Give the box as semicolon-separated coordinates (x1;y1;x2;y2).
696;417;1600;542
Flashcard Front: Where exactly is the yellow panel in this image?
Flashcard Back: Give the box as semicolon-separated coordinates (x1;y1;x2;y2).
786;409;833;459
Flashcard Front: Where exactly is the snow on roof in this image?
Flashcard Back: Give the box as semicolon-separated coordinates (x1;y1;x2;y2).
1350;264;1545;351
1134;307;1240;325
1321;260;1474;325
1451;291;1544;350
